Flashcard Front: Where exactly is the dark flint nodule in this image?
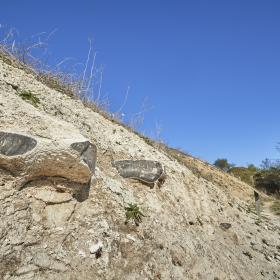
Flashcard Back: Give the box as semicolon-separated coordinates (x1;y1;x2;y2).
0;132;37;156
112;160;164;183
71;141;97;172
220;223;232;230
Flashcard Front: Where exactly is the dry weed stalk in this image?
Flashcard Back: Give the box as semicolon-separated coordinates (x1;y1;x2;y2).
0;25;164;147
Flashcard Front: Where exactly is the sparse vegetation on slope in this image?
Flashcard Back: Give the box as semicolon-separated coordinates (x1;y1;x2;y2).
228;167;257;186
254;168;280;198
19;90;40;107
0;42;280;280
271;200;280;215
214;158;235;172
125;203;145;226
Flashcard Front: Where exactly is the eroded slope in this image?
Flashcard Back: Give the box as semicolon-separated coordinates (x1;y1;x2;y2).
0;58;279;280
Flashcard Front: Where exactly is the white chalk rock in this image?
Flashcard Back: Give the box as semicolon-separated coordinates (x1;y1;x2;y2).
89;241;103;254
0;91;97;189
33;189;72;204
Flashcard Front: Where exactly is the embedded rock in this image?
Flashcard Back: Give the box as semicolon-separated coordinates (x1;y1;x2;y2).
45;200;76;226
112;160;164;183
220;223;232;230
89;241;103;257
71;141;96;172
0;85;97;190
0;131;37;156
0;131;97;188
33;189;72;204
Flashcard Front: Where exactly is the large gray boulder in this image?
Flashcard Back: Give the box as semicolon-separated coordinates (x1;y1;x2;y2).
112;160;164;183
0;131;97;189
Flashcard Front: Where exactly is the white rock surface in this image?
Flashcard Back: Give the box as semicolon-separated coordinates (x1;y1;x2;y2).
45;201;76;226
33;189;72;204
0;86;97;188
89;241;103;254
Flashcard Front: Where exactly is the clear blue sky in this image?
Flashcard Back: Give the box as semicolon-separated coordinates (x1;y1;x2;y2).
1;0;280;166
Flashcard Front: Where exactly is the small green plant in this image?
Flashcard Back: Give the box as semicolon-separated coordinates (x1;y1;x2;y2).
125;203;145;226
19;90;40;107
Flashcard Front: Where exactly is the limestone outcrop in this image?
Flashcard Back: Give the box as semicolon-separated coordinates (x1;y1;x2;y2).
0;85;97;192
0;56;279;280
0;131;97;188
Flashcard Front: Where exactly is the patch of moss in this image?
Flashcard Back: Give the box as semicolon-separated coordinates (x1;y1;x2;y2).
19;90;40;107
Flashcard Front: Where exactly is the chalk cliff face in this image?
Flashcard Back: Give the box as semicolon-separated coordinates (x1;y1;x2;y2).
0;57;279;280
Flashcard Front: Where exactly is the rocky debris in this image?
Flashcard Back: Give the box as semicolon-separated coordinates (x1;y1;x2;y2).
0;131;37;156
15;264;39;276
112;160;164;183
265;254;273;262
220;223;232;230
275;253;280;261
170;249;183;266
243;251;253;260
33;252;68;272
262;238;270;247
89;241;103;258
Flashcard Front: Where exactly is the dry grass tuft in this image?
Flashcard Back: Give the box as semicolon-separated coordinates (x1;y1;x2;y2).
0;28;231;184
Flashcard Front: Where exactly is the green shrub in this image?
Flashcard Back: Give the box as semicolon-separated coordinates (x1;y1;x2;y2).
254;168;280;197
125;203;145;226
229;167;257;185
213;158;234;172
19;90;40;107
